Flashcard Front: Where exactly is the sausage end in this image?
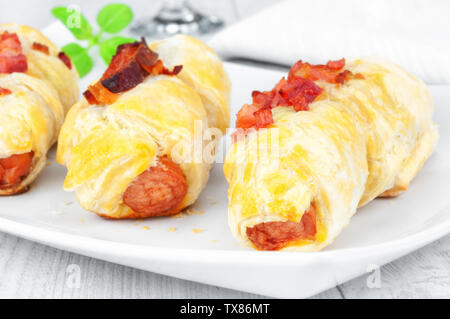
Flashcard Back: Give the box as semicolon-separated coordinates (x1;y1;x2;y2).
246;204;317;250
122;156;187;218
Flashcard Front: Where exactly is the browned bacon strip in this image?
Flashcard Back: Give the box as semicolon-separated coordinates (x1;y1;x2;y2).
234;58;364;136
0;86;12;96
32;42;49;55
0;31;27;74
58;52;72;70
83;39;182;105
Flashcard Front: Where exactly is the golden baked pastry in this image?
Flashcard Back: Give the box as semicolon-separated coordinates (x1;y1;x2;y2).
0;23;79;111
57;35;230;219
0;24;78;195
224;57;438;251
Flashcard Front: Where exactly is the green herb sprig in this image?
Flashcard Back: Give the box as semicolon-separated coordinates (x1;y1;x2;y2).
52;4;136;77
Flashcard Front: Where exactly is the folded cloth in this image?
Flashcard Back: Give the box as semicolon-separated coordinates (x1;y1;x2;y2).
209;0;450;84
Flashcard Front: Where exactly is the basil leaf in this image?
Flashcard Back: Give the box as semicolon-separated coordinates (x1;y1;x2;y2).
62;43;93;77
51;7;93;40
97;4;133;34
99;36;136;65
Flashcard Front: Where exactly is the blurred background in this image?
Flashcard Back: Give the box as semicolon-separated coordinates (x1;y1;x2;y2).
0;0;276;33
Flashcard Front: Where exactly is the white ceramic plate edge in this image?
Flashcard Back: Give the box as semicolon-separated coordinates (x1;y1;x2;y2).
0;203;449;298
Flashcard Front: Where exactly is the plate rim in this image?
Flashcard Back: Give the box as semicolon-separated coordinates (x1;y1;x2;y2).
0;202;449;265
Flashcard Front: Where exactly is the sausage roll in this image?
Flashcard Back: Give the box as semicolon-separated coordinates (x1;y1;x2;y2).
224;57;438;251
57;36;230;219
0;25;78;195
0;24;79;112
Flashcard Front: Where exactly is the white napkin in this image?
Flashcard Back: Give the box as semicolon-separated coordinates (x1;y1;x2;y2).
209;0;450;84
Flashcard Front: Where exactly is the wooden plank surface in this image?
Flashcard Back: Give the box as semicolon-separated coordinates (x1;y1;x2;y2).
0;0;449;299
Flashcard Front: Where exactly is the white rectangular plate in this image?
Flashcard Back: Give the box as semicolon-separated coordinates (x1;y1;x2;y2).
1;24;449;298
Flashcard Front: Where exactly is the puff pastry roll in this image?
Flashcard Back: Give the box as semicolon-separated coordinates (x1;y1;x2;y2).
57;36;230;219
0;25;78;195
224;57;438;251
0;24;79;111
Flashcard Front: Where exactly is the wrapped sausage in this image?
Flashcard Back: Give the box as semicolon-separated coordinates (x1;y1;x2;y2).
0;24;78;195
0;24;79;111
57;36;230;219
224;57;438;251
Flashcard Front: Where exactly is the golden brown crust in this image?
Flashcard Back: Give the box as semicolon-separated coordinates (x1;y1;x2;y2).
225;57;438;252
378;185;408;197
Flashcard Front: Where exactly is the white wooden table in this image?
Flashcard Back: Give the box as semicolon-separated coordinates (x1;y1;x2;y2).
0;0;449;299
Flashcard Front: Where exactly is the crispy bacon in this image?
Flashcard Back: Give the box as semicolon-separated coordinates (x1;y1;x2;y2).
0;32;21;52
100;40;156;93
84;39;182;105
0;31;27;74
279;76;323;111
167;64;183;75
100;62;146;94
252;75;322;111
236;75;322;130
290;60;339;83
254;107;274;129
82;89;99;105
335;70;351;84
234;58;366;135
289;58;363;84
58;52;72;70
32;42;49;55
0;87;12;96
83;80;118;105
326;58;345;70
236;104;260;129
250;77;322;112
